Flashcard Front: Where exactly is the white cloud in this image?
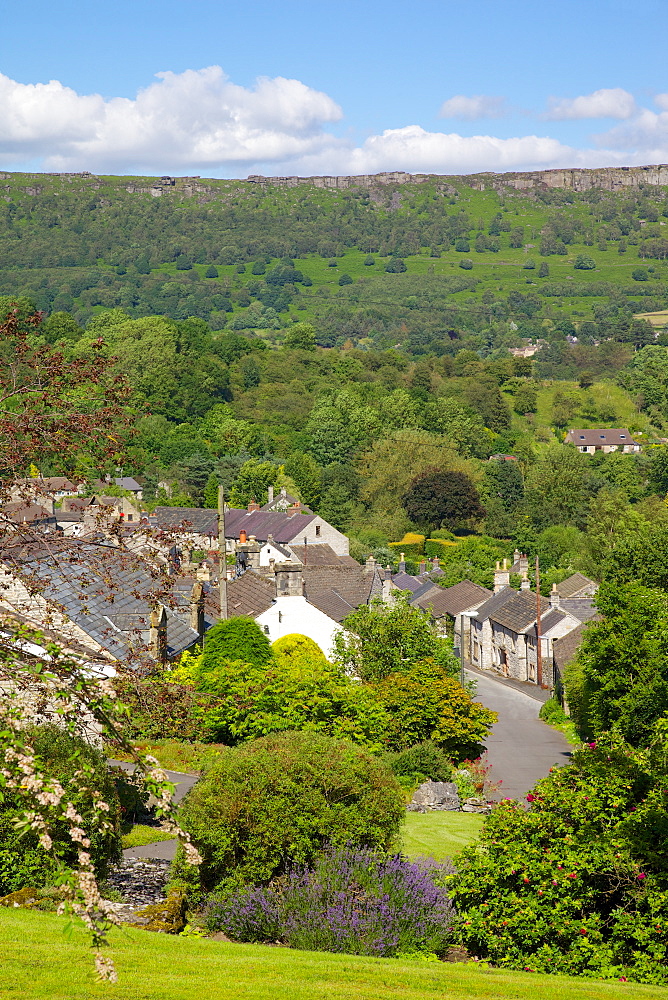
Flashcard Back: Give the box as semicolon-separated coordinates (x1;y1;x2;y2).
596;107;668;154
0;69;666;178
439;94;507;120
0;67;343;171
654;94;668;111
544;87;636;120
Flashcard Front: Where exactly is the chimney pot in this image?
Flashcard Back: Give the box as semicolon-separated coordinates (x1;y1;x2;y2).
239;528;247;544
247;499;260;512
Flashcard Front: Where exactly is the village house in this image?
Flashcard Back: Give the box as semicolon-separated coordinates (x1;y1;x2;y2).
0;537;201;669
564;428;641;454
465;561;598;688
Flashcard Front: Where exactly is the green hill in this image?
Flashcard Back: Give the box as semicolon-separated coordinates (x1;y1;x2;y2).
2;168;668;355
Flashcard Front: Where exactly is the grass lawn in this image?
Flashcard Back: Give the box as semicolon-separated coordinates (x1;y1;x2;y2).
121;825;177;850
0;908;660;1000
401;812;485;861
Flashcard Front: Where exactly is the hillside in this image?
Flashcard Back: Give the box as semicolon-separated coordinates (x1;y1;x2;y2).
1;167;668;355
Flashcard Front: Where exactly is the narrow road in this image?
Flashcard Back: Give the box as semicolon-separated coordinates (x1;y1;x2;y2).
108;760;198;860
467;669;573;800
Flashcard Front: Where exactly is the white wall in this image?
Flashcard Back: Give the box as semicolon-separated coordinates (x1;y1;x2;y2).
255;595;343;658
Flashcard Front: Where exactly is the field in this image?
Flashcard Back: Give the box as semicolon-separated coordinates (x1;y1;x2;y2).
0;908;660;1000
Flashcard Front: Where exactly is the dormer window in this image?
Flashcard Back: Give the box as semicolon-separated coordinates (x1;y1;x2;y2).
579;435;585;440
620;434;626;439
600;435;605;439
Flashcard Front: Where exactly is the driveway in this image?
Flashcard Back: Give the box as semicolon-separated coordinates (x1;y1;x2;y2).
467;669;573;800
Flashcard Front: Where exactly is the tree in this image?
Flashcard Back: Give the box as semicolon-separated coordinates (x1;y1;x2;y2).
283;451;321;508
402;469;486;532
523;444;594;529
333;593;459;683
283;322;316;351
566;581;668;746
200;616;273;673
573;254;596;270
338;273;353;286
513;383;537;414
203;472;219;509
538;261;549;277
228;458;280;506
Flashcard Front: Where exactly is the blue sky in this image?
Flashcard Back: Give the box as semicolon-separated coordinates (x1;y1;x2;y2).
2;0;667;177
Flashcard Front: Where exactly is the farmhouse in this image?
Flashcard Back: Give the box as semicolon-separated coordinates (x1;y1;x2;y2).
564;428;641;454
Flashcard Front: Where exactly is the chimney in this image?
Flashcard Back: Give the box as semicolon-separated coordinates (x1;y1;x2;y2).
550;583;561;610
149;604;168;662
513;548;520;565
398;552;406;572
267;485;274;504
520;572;530;591
382;565;394;603
519;552;529;576
245;535;261;569
247;500;260;512
239;528;247;544
286;501;301;517
274;561;304;596
196;560;211;582
364;554;377;573
494;558;510;593
431;556;440;570
190;581;205;638
418;560;427;576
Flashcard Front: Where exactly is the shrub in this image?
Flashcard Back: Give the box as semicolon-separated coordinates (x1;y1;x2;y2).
0;725;123;894
384;741;453;785
200;616;273;674
271;633;326;666
425;538;458;558
388;532;426;560
539;697;568;726
451;730;668;984
459;259;473;270
195;655;390;748
205;845;455;956
113;675;208;741
574;255;596;270
374;660;497;756
175;731;405;894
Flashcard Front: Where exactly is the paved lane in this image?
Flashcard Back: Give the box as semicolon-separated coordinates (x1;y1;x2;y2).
467;670;573;800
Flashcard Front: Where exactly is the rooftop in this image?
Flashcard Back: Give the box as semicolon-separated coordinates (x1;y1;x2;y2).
565;428;638;447
412;580;492;618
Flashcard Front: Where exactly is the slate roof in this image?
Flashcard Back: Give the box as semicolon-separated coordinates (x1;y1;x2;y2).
287;544;358;568
555;573;598;599
0;538;198;661
3;502;55;525
539;608;570;634
303;564;382;623
413;580;492;618
114;477;143;492
225;507;316;543
226;571;276;617
565;428;638;447
553;620;597;674
392;571;424;593
490;590;550;633
473;586;522;623
153;507;219;535
560;598;598;622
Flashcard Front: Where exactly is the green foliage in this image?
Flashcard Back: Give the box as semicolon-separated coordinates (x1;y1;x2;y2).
384;741;453;785
113;675;209;741
175;731;405;893
451;731;668;985
283;322;316;351
200;617;273;674
566;581;668;746
0;726;122;893
334;593;460;683
403;469;486;532
195;652;389;748
373;661;497;757
271;633;326;666
228;459;279;506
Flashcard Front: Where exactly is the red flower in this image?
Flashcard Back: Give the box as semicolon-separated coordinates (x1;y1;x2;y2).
580;928;587;935
526;793;535;802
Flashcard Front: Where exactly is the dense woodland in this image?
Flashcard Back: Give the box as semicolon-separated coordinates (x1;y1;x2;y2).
5;170;668;593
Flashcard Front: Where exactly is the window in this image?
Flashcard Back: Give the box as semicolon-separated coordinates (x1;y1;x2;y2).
620;434;626;439
315;524;321;537
263;625;270;634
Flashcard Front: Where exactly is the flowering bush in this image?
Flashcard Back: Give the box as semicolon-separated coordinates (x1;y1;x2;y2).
205;845;455;957
450;729;668;984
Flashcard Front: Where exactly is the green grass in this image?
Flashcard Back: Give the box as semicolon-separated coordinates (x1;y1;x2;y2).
106;739;225;774
121;824;177;850
401;812;485;861
0;908;659;1000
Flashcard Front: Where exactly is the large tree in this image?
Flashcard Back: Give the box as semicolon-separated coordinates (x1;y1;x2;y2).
402;468;485;532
